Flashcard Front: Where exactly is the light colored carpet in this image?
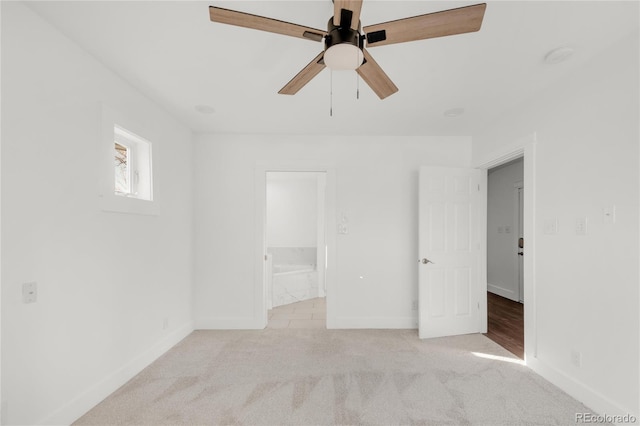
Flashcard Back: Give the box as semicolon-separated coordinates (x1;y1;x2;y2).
74;330;598;425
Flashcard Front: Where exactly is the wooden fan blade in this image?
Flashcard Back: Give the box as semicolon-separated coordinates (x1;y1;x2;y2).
209;6;326;42
364;3;486;47
333;0;363;30
356;49;398;99
279;52;326;95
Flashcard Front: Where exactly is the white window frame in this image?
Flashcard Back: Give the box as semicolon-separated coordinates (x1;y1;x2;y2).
114;140;132;196
100;104;159;216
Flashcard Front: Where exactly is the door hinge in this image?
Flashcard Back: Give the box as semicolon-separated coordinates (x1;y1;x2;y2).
477;302;480;310
477;184;480;192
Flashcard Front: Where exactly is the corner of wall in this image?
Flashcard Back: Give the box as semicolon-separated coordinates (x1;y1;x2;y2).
527;356;638;421
40;321;194;425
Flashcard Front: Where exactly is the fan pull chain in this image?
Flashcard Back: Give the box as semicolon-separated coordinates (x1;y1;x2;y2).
356;46;360;100
330;69;333;117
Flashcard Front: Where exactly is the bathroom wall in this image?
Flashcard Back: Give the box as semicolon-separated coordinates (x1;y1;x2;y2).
267;172;318;248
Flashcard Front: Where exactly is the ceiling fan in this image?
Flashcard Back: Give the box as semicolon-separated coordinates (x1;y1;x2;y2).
209;1;486;99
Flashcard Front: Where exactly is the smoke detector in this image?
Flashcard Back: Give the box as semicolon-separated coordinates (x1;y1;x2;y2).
544;47;575;64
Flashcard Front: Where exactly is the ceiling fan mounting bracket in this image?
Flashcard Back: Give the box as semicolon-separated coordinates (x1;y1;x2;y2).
325;16;363;52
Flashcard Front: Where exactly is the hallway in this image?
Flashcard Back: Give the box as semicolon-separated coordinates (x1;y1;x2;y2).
484;292;524;358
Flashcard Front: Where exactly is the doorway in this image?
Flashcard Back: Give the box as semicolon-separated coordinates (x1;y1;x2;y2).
263;171;328;329
484;157;524;358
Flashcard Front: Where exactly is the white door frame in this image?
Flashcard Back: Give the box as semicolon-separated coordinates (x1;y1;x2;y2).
254;164;337;329
514;182;524;303
474;133;537;361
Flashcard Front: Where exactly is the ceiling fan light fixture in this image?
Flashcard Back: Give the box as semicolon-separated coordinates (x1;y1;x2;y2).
324;43;364;70
209;2;487;99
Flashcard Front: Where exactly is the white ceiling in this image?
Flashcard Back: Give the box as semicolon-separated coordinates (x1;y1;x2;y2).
27;1;639;135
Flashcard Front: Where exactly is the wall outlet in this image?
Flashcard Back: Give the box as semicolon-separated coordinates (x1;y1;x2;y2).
543;219;558;235
411;300;418;311
22;282;37;304
570;350;582;367
504;225;511;234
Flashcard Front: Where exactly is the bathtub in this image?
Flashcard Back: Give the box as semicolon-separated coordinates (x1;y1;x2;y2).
273;264;315;274
271;264;318;308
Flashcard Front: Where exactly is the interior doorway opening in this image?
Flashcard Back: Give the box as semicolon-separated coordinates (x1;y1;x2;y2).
264;171;327;329
484;157;525;358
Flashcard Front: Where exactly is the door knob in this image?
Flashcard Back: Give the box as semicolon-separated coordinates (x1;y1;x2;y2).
421;258;434;265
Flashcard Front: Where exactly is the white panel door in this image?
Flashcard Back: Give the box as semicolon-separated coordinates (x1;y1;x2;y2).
419;166;485;339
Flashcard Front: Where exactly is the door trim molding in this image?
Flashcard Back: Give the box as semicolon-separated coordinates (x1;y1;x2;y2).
474;132;538;359
254;164;337;329
514;182;524;303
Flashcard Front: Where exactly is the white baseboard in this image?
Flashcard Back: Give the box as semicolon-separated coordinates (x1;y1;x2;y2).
487;283;518;301
328;316;416;329
39;321;194;426
195;315;417;330
195;315;416;330
195;317;263;329
526;356;638;424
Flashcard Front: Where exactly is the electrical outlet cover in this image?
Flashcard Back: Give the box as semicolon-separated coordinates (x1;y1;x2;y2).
543;219;558;235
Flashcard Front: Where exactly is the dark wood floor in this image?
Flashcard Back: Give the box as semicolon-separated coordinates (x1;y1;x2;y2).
484;292;524;359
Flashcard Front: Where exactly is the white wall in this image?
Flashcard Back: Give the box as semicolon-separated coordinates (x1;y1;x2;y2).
1;3;194;424
487;159;523;301
194;135;472;329
473;31;639;419
0;3;3;422
267;173;318;248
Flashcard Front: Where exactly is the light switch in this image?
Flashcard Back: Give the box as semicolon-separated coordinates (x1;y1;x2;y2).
575;217;588;235
505;225;512;234
498;226;504;234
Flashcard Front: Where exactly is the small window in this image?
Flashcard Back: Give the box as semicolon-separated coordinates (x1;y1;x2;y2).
113;125;152;201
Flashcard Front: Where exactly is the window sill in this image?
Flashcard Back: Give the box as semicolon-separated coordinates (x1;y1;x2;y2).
99;193;159;216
